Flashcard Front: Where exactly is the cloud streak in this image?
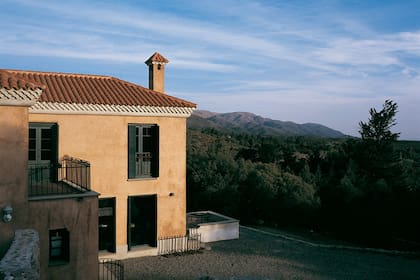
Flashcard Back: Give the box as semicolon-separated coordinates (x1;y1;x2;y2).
5;0;420;76
1;0;420;139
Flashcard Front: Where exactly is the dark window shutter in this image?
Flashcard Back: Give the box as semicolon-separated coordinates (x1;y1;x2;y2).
151;125;159;177
51;123;59;164
128;125;137;179
50;124;59;182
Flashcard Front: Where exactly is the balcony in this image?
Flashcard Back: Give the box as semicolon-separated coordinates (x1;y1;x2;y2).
28;156;90;197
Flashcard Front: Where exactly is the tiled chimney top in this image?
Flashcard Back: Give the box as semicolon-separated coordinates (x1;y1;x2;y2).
145;52;169;65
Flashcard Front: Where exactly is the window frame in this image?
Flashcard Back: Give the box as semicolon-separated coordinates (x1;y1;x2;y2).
49;228;70;265
28;122;59;165
128;124;159;179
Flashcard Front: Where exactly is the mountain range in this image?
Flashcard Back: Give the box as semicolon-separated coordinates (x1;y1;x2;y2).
187;110;346;138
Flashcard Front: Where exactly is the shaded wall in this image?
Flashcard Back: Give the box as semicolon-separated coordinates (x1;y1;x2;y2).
28;195;98;280
0;106;29;257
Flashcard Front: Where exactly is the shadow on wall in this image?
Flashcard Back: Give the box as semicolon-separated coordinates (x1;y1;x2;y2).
0;119;30;258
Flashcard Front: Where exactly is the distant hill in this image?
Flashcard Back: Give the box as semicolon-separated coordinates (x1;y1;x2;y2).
188;110;346;138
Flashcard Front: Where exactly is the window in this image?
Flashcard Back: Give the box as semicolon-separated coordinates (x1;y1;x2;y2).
49;228;69;264
29;123;59;183
28;123;58;164
128;124;159;178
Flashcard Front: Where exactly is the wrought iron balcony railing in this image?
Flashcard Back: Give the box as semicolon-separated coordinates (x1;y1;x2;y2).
28;156;90;197
135;152;152;176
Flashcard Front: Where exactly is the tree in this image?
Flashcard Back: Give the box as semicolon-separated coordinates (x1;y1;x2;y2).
359;99;400;143
347;100;402;239
356;100;401;180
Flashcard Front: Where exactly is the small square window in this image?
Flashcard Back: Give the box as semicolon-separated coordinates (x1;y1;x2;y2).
49;228;69;265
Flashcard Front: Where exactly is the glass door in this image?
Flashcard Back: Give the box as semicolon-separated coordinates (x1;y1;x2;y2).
28;123;58;184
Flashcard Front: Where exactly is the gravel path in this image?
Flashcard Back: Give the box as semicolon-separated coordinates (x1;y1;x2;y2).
123;227;420;280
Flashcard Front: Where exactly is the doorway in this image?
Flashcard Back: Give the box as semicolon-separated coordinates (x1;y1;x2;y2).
127;195;157;250
99;198;116;252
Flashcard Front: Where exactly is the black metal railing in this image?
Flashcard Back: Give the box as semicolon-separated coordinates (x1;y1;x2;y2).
99;259;124;280
135;152;152;176
157;229;201;255
28;156;90;197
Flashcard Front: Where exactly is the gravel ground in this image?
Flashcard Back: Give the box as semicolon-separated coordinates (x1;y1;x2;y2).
123;227;420;280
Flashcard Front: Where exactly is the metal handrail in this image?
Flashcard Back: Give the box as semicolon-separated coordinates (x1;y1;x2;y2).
28;157;90;197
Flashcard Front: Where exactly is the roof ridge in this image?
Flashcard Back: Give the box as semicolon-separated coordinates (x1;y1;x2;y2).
4;69;113;79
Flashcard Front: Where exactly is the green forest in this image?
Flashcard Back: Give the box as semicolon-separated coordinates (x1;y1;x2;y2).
186;100;420;250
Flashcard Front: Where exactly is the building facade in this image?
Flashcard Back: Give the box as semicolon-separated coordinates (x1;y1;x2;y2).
0;70;99;279
0;52;196;278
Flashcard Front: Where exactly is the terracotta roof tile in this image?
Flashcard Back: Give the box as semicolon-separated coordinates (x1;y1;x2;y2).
145;52;169;65
0;69;196;108
0;70;44;90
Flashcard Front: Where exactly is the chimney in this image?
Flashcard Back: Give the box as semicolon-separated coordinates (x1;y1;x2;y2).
145;52;169;93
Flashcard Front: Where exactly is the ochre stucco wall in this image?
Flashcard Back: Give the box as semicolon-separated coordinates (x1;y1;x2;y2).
0;106;29;258
28;113;188;250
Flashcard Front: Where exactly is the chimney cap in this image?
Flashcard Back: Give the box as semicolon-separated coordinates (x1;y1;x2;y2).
145;52;169;65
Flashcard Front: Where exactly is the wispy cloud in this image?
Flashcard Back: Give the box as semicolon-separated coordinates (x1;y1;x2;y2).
313;32;420;71
2;0;420;138
0;0;357;73
6;0;419;77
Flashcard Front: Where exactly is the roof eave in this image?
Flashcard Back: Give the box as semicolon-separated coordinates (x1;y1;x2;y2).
29;102;196;118
0;88;43;107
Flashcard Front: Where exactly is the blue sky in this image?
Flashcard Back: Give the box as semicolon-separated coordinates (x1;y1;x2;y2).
1;0;420;139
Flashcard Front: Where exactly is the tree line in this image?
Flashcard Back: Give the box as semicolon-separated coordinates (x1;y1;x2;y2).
186;100;420;248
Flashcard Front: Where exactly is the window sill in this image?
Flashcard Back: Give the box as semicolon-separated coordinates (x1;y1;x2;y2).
48;260;69;267
127;177;158;182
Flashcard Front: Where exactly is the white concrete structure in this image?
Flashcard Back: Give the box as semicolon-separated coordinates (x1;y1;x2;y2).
187;211;239;243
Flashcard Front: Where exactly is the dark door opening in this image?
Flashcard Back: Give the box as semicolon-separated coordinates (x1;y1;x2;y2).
128;195;157;250
99;198;116;252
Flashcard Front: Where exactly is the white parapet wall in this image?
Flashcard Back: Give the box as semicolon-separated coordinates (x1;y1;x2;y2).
187;211;239;243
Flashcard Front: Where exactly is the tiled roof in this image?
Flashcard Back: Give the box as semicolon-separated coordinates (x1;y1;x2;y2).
1;69;195;109
0;70;43;106
0;69;44;90
145;52;169;65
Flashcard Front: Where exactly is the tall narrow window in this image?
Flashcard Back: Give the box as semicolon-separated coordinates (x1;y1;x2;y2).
128;124;159;178
28;123;58;165
28;123;59;183
49;228;69;265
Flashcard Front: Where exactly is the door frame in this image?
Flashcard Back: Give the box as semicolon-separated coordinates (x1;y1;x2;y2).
127;194;157;250
98;197;116;253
